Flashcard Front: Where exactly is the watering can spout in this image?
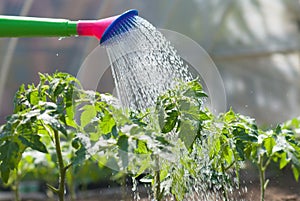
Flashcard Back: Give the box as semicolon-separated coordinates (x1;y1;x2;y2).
0;9;138;43
78;10;138;44
77;16;119;40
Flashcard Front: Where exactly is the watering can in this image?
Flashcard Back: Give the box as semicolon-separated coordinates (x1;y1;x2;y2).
0;9;138;44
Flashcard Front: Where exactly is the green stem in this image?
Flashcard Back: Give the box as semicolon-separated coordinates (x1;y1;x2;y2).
54;130;66;201
154;155;161;201
258;157;266;201
224;161;235;172
14;168;21;201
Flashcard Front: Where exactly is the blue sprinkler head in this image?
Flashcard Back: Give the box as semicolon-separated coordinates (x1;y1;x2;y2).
100;9;138;44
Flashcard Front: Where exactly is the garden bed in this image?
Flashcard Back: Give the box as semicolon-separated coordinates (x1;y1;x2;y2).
238;167;300;201
0;175;299;201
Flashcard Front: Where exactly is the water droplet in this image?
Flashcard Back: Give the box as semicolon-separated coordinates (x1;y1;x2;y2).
56;53;59;57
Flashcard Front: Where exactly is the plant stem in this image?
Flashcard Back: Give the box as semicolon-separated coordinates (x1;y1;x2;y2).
154;155;161;201
14;168;20;201
258;157;265;201
54;130;66;201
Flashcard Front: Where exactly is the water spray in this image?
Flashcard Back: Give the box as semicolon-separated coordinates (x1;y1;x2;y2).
0;9;138;44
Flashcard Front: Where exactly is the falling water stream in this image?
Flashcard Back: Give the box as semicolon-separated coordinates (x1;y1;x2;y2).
102;16;193;111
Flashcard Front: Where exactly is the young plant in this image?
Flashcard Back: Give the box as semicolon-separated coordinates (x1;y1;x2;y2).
248;125;300;201
147;79;300;201
153;80;212;200
0;72;88;201
0;72;172;201
198;109;258;200
77;93;174;201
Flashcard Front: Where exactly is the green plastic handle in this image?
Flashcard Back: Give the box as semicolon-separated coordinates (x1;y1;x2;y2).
0;15;78;37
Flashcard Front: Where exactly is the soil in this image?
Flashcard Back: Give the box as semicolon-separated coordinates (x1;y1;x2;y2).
1;167;299;201
75;167;300;201
235;166;300;201
75;169;300;201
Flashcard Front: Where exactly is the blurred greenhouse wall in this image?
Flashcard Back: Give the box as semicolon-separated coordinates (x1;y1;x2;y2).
0;0;299;125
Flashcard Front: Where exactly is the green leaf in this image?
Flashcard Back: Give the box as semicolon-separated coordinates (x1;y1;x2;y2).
72;146;88;166
117;135;129;151
279;152;289;169
233;127;257;142
292;164;300;182
223;145;234;165
38;113;67;136
71;138;81;149
135;140;149;154
214;138;221;156
183;80;207;98
65;84;76;117
273;135;293;154
0;165;10;184
223;109;236;123
117;135;129;168
99;111;116;134
160;165;169;181
80;105;97;128
235;139;246;160
199;111;210;121
155;136;171;146
0;141;24;183
90;132;101;141
264;137;275;155
178;120;198;149
18;135;47;153
65;103;76;128
161;110;179;133
29;90;39;105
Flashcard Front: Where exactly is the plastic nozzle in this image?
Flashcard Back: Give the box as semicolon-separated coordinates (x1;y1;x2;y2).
77;10;138;44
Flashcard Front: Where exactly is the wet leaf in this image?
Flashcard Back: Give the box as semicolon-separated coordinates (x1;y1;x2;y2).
117;135;129;168
99;111;116;134
80;105;96;128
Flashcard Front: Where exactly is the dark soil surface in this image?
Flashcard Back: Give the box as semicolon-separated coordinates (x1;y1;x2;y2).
76;168;300;201
1;167;299;201
236;166;300;201
76;170;300;201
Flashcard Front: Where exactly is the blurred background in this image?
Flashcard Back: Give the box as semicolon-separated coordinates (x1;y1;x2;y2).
0;0;299;126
